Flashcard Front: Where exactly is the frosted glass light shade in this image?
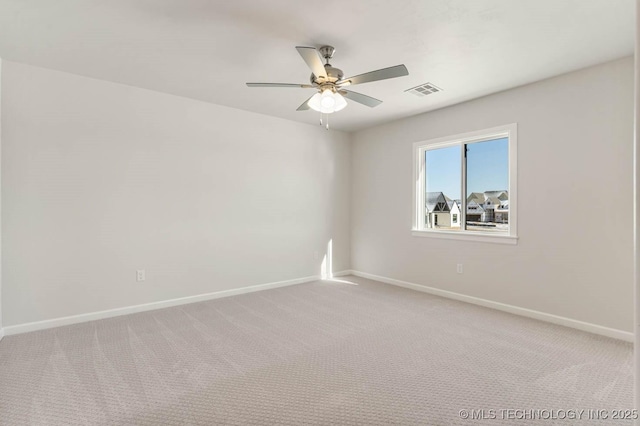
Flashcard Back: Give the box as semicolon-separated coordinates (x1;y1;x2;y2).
307;93;323;112
307;90;348;114
333;92;347;111
320;90;336;109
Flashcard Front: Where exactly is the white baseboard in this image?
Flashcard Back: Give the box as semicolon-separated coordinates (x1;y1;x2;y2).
3;274;321;336
350;270;634;343
5;270;630;343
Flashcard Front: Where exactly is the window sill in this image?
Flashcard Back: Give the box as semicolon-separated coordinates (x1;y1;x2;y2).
411;229;518;245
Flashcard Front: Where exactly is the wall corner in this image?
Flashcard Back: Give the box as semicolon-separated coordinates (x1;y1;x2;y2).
634;0;639;415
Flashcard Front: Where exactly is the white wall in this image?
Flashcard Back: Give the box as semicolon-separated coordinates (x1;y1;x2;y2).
0;57;2;337
1;61;351;327
351;57;634;332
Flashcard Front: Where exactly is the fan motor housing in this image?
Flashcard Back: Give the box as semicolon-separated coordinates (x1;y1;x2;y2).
310;65;344;85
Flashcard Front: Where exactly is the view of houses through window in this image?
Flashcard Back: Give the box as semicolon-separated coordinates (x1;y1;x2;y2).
425;137;509;233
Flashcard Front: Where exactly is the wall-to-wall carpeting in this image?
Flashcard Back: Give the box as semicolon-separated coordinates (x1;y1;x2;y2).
0;276;632;425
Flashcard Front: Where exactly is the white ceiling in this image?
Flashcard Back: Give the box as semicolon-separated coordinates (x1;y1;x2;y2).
0;0;634;131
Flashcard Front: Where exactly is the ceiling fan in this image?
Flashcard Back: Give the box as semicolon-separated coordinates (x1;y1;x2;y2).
246;45;409;128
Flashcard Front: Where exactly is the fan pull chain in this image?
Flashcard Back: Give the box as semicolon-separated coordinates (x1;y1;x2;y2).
318;113;330;130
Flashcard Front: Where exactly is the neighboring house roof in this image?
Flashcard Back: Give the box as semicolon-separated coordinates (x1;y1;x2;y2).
485;196;501;207
466;200;485;214
467;192;485;204
426;192;450;213
496;199;509;211
466;190;508;206
484;190;509;201
428;190;508;213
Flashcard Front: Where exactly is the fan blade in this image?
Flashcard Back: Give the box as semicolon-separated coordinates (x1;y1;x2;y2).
295;46;327;79
296;94;315;111
341;90;383;108
246;83;315;88
339;64;408;86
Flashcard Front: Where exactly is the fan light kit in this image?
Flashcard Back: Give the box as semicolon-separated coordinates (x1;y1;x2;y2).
308;90;347;113
247;45;409;129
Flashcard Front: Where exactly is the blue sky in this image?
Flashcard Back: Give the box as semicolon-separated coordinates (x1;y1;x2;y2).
425;137;508;200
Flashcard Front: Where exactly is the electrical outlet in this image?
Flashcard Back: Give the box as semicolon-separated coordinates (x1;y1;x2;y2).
136;269;146;282
456;264;463;274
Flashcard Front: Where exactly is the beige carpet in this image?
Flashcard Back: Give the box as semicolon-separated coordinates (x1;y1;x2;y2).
0;275;633;425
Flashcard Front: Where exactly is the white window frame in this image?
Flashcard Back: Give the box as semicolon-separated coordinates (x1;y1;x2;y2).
412;124;518;245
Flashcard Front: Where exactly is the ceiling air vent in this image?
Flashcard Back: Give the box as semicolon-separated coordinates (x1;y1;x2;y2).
405;83;442;97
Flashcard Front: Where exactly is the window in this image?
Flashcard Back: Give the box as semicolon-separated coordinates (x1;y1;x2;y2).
413;124;517;244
